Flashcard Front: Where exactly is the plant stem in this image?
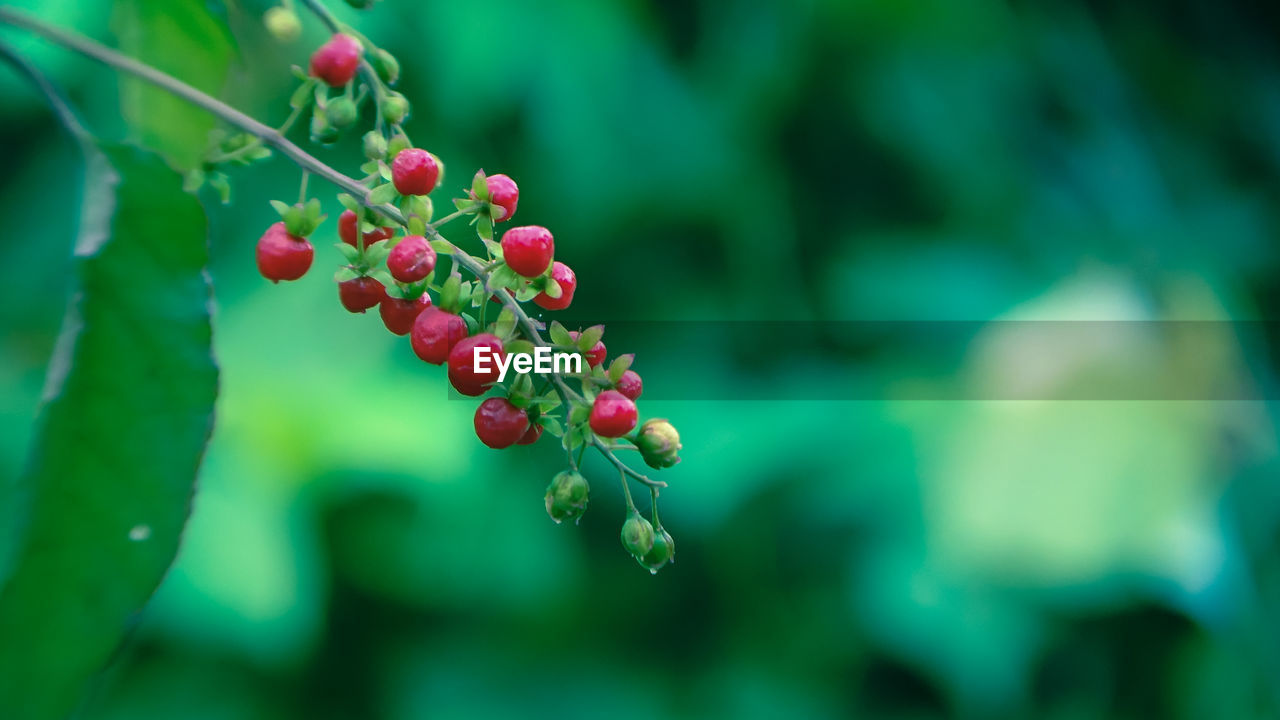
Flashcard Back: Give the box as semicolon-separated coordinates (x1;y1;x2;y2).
0;7;387;213
0;4;666;492
429;208;475;229
650;486;661;528
593;437;664;490
0;39;89;143
618;468;636;512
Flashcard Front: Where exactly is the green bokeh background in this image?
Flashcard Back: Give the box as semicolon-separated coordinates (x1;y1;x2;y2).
4;0;1280;717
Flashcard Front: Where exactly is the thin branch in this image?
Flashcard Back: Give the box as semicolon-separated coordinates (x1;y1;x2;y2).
0;38;90;142
593;437;665;490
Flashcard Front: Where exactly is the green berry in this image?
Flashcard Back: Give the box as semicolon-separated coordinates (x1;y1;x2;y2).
636;418;681;469
371;48;400;85
328;96;358;129
264;7;301;43
544;471;590;524
639;526;674;573
381;92;409;125
362;131;388;160
620;511;655;559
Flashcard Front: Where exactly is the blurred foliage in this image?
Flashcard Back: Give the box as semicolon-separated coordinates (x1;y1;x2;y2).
2;0;1280;718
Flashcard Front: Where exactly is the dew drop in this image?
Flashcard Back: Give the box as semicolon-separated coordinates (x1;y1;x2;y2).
649;568;657;575
128;524;151;542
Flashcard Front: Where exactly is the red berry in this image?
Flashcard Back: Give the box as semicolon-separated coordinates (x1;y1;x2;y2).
379;294;431;335
500;225;554;278
473;397;529;449
616;369;643;400
391;148;440;196
533;261;576;311
516;422;543;445
387;235;436;283
589;390;638;438
338;276;387;313
338;209;394;247
568;331;607;368
256;222;314;282
485;173;519;222
448;333;505;396
309;34;362;88
410;306;467;364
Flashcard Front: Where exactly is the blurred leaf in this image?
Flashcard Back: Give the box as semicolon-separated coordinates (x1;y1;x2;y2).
112;0;233;170
0;144;217;719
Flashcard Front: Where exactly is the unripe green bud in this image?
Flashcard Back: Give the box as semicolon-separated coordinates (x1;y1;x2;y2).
264;6;301;43
635;418;682;469
381;92;409;125
387;132;411;158
639;526;674;573
310;108;339;144
371;48;400;85
362;131;388;160
327;96;358;129
620;511;655;559
544;470;589;524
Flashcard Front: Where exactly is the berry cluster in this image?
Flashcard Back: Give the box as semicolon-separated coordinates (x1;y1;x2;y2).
240;6;682;572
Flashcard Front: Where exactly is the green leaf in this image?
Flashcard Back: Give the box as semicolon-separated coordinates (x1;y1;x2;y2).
543;278;563;299
494;308;517;339
476;214;493;242
405;195;432;222
569;404;589;425
505;339;535;357
336;243;361;264
207;172;231;205
482;238;504;259
549;321;573;347
471;169;490;200
429;239;454;254
336;194;359;212
440;274;461;311
515;285;539;302
334;266;359;283
113;0;233;170
512;373;534;398
289;78;317;110
538;416;564;437
565;426;586;452
537;392;563;412
608;353;634;384
369;182;400;206
491;263;518;290
577;324;605;352
269;199;291;218
0;145;217;719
